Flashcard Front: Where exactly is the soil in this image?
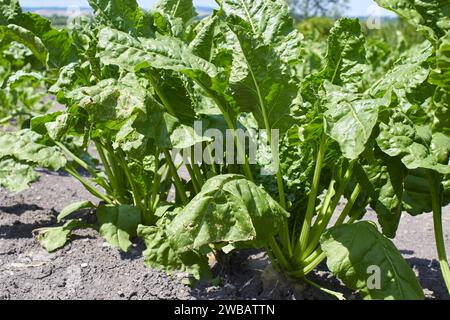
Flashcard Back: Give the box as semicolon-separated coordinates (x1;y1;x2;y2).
0;170;449;300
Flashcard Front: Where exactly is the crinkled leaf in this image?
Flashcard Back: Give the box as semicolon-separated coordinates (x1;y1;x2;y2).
319;18;367;92
324;82;386;160
0;130;66;170
369;41;433;110
220;0;302;65
377;113;450;174
430;31;450;90
64;76;148;124
0;0;21;25
137;224;211;280
5;70;43;90
189;14;219;61
166;174;289;252
0;158;38;193
97;27;218;78
112;107;208;155
356;148;406;237
88;0;149;36
0;24;48;65
321;221;424;300
223;14;300;134
154;0;197;25
374;0;450;43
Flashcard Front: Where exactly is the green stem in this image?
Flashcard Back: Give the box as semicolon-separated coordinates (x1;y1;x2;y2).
269;237;292;272
116;150;145;217
294;134;327;260
186;164;200;194
163;149;188;205
55;141;94;174
289;250;326;278
206;144;218;175
311;178;336;231
193;80;254;182
303;165;354;258
95;142;115;182
302;179;336;259
151;160;166;211
276;170;287;208
303;278;345;300
192;161;205;186
65;165;112;204
429;173;450;294
334;183;362;226
94;141;124;201
0;115;13;124
97;142;123;185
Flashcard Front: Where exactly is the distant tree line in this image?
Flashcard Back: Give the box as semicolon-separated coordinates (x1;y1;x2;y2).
286;0;350;19
48;15;68;27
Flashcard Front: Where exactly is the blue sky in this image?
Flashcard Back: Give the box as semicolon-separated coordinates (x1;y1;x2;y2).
19;0;396;16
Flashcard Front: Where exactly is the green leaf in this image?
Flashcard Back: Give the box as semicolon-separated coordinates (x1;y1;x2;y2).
324;83;387;159
5;70;43;90
119;102;209;152
402;133;450;216
154;0;197;25
0;158;38;193
97;27;228;120
189;14;219;61
377;113;450;175
64;77;148;124
430;88;450;134
1;7;78;68
97;27;218;78
36;220;88;252
0;24;48;65
166;174;289;252
374;0;450;43
430;31;450;90
220;0;303;65
223;14;300;134
30;111;64;135
319;18;367;92
369;41;433;105
402;168;433;215
41;28;78;68
0;129;66;170
356;147;406;237
96;204;141;252
57;200;95;223
88;0;147;35
321;221;424;300
138;224;211;280
0;0;21;25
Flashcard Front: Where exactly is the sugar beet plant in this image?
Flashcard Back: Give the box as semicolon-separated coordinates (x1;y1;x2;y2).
0;23;55;128
0;0;449;300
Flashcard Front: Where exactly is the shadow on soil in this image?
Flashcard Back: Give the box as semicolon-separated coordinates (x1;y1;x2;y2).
0;218;55;239
0;203;44;215
404;256;449;300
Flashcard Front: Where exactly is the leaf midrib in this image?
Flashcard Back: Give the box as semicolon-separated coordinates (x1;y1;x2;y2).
238;0;257;34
